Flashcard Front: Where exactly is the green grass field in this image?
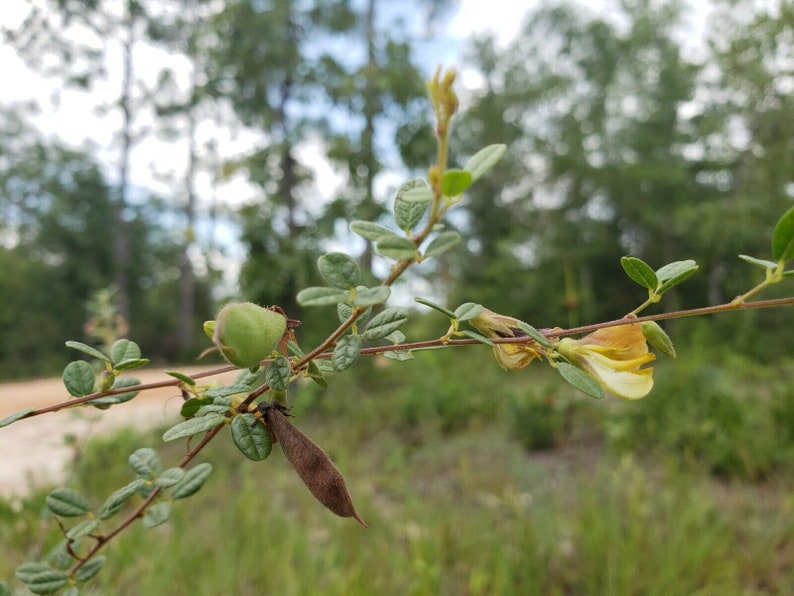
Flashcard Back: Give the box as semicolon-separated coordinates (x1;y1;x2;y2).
2;349;793;594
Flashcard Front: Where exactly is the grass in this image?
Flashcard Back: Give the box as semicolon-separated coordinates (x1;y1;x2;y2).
2;350;794;594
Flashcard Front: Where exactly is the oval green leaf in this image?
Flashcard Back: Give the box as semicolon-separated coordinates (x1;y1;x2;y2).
16;567;68;594
46;488;92;517
415;297;456;319
375;236;418;260
620;256;657;290
318;252;360;289
349;220;398;241
65;341;110;363
738;254;779;269
231;413;273;461
557;362;605;399
361;307;410;341
772;206;794;262
351;285;391;307
266;355;292;392
65;519;100;540
296;286;348;307
424;231;461;258
0;408;33;428
162;413;226;442
442;169;473;196
128;448;162;477
99;479;147;520
165;370;196;386
172;463;213;499
88;377;140;408
63;361;96;397
74;555;106;583
394;179;430;230
401;186;434;203
331;335;363;371
656;260;698;293
464;144;507;181
143;502;171;528
155;467;186;488
109;339;141;366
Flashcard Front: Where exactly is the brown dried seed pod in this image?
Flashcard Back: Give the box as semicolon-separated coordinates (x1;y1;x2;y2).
260;403;367;528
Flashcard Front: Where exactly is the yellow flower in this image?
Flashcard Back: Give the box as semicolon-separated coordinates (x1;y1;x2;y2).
556;324;655;400
469;308;542;371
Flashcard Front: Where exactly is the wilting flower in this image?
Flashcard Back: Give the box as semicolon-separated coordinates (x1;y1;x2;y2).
469;308;543;371
555;324;655;400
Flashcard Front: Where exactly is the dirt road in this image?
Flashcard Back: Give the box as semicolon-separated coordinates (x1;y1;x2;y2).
0;366;238;498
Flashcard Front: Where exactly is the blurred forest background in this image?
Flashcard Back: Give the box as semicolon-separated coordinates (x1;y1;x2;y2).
2;0;793;377
2;1;794;593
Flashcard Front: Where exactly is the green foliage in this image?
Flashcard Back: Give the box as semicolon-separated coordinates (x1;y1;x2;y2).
607;359;794;480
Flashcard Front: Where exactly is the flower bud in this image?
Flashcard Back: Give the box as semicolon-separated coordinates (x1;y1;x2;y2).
211;302;287;369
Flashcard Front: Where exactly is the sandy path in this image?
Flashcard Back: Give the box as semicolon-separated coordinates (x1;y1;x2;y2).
0;366;238;498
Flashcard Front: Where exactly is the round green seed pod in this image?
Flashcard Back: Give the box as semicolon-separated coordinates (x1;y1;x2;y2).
212;302;287;368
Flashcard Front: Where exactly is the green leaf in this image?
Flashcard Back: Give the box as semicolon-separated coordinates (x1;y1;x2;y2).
375;236;418;260
349;220;399;241
162;414;226;442
73;555;106;583
738;254;779;269
331;335;363;371
114;358;150;371
361;307;410;341
0;582;9;596
231;413;273;461
318;252;360;289
204;384;251;399
656;260;698;293
337;301;371;325
464;144;507;181
394;179;430;230
516;322;553;348
401;186;434;203
87;377;140;408
306;360;328;388
98;479;147;519
15;562;52;583
143;502;171;528
65;518;100;540
351;285;391;307
453;302;483;322
459;330;493;346
155;467;186;488
620;256;657;290
63;361;96;397
109;339;141;366
557;362;605;399
423;231;461;258
0;408;33;428
296;286;347;307
415;297;456;319
382;350;414;361
386;330;406;344
266;356;292;392
46;489;92;517
165;370;196;385
772;206;794;262
65;340;110;363
442;169;473;196
181;396;213;418
128;448;162;477
172;463;213;499
15;564;68;594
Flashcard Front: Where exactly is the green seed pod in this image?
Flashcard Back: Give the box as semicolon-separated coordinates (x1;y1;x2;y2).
260;403;367;528
212;303;287;369
641;321;676;359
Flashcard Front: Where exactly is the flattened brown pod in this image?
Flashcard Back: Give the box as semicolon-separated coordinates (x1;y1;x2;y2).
260;403;367;528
